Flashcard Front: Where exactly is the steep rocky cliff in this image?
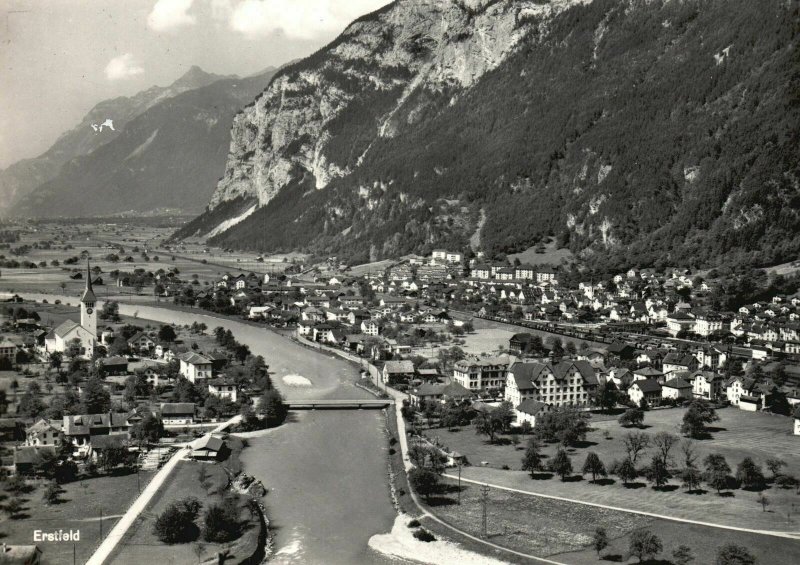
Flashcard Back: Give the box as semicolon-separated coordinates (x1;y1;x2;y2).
179;0;800;271
207;0;586;208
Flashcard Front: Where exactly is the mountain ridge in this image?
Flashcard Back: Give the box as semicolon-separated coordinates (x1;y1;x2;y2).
0;66;231;214
178;0;800;271
10;67;278;217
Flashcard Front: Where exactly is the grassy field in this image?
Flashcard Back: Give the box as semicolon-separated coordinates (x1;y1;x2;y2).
423;406;800;532
508;240;574;267
110;439;259;565
427;479;800;564
0;470;154;565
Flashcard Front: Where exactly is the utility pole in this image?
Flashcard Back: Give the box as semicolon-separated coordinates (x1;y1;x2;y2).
480;483;490;538
457;462;462;505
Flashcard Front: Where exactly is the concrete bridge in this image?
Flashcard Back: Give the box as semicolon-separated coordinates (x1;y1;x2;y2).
286;399;393;410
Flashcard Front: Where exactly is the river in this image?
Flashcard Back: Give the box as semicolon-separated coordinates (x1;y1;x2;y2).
4;293;399;564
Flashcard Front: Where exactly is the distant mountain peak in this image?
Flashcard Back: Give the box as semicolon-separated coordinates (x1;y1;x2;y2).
172;65;229;89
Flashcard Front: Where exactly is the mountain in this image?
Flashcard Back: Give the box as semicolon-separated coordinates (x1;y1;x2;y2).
177;0;800;271
0;66;228;214
11;67;277;217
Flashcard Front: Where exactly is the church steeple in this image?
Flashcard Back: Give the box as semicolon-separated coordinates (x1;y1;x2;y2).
80;259;96;304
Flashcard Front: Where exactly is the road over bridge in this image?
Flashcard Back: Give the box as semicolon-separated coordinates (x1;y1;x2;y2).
287;398;393;410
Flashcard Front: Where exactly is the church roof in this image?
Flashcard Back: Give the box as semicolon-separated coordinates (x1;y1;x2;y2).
54;320;80;338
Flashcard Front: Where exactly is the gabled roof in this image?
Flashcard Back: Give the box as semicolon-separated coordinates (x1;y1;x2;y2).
193;434;225;452
63;413;129;436
54;319;80;338
516;398;548;416
160;402;196;415
178;352;212;365
632;379;662;393
663;377;692;389
384;360;415;374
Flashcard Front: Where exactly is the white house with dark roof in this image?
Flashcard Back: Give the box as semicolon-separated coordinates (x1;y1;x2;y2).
178;352;213;383
160;403;196;425
514;398;549;427
208;377;239;403
661;377;692;400
628;379;662;406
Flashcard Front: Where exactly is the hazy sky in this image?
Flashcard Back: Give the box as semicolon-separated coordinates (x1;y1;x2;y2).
0;0;391;169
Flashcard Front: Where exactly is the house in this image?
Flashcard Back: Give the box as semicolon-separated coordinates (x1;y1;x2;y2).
191;435;228;461
607;341;636;360
514;399;549;427
662;352;699;375
25;419;62;447
409;382;473;407
99;356;128;376
208;377;238;403
382;360;415;385
508;333;539;356
159;403;196;425
628;379;662;407
504;360;597;408
691;371;725;401
361;320;380;336
178;352;213;383
12;446;57;476
62;413;130;454
666;311;696;336
0;339;16;359
661;377;692;401
0;544;42;564
0;418;24;442
453;356;511;392
127;331;156;353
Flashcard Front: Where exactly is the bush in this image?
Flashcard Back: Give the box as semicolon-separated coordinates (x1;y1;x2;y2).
413;528;436;542
152;497;202;544
407;519;421;528
202;497;241;543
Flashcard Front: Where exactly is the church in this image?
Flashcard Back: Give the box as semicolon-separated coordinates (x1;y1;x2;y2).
45;262;97;358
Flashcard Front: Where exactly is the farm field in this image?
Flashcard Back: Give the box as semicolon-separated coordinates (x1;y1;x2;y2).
0;470;154;565
423;406;800;532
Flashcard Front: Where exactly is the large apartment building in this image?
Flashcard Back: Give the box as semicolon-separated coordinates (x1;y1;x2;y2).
504;360;598;408
453;356;511;392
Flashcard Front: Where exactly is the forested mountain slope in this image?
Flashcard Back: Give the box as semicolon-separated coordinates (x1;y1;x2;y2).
178;0;800;271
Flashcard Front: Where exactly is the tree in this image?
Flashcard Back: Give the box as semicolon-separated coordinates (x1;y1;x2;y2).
408;468;439;501
681;439;698;469
756;491;769;512
17;382;46;418
736;457;765;490
629;529;662;563
521;438;544;477
43;480;61;505
158;325;177;342
765;457;786;479
98;444;133;472
81;376;111;414
681;399;719;438
582;452;607;483
592;527;609;557
645;456;670;488
618;407;645;428
474;412;502;443
704;454;731;495
258;388;287;427
715;544;755;565
130;412;163;445
652;432;678;467
681;466;703;492
202;497;240;542
597;383;618;413
4;497;23;519
622;431;650;465
549;448;573;481
519;420;533;435
616;457;638;486
672;545;695;565
153;497;202;544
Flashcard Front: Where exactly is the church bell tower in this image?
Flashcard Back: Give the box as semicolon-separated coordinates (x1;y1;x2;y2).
80;259;97;337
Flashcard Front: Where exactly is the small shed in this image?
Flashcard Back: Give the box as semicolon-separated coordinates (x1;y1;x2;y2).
190;435;228;461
